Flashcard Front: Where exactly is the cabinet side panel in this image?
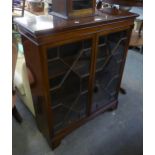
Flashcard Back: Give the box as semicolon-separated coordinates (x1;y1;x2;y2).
21;36;52;142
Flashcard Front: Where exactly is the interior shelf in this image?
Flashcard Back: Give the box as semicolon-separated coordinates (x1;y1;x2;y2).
48;50;91;80
50;86;88;108
48;59;69;79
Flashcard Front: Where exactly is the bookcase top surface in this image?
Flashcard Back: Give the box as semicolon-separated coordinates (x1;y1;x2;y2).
14;8;138;37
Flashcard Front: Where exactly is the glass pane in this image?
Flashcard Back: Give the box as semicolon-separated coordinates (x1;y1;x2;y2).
47;39;92;133
92;31;127;112
72;0;93;10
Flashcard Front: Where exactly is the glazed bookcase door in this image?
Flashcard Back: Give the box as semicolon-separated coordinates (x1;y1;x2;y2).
47;39;92;133
92;30;128;112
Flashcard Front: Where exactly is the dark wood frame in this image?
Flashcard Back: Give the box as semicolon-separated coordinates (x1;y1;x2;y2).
15;9;137;149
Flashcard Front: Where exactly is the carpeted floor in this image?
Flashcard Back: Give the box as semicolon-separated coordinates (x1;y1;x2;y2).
12;50;143;155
